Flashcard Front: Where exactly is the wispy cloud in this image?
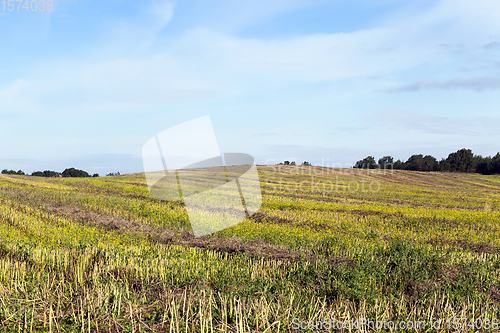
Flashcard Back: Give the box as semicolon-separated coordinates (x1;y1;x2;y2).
0;59;221;115
382;76;500;93
483;41;500;50
97;0;174;55
366;110;500;136
176;27;440;82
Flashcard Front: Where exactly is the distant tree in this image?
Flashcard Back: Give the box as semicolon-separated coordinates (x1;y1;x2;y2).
405;154;425;171
2;169;23;175
43;170;59;177
393;159;404;170
422;155;438;171
92;173;99;177
290;161;296;165
354;149;500;174
475;155;491;174
106;172;121;176
438;158;451;172
283;161;290;165
447;148;476;172
354;156;378;169
378;156;394;169
31;170;59;177
62;167;90;178
492;153;500;174
301;161;311;166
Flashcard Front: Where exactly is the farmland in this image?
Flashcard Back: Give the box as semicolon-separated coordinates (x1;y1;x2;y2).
1;165;500;332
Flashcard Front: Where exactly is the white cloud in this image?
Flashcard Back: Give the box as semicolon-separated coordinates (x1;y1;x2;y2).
436;0;500;33
172;27;442;84
383;76;500;92
92;0;175;57
191;0;327;33
0;53;223;115
3;0;498;117
366;110;500;136
167;0;500;84
385;0;500;36
0;80;44;114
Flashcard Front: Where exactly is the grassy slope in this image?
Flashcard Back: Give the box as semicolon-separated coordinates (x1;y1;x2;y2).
0;166;500;332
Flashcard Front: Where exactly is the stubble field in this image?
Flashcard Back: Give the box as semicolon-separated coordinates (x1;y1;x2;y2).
1;165;500;332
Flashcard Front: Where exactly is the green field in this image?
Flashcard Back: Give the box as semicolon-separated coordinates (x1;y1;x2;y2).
1;166;500;332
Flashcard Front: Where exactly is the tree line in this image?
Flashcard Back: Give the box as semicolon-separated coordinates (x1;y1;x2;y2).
2;167;99;178
354;148;500;174
278;161;312;166
1;167;124;177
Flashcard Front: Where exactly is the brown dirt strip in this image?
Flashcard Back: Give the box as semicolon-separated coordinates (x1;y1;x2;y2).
86;178;149;188
111;181;148;187
345;209;404;218
261;188;488;211
51;202;316;262
251;209;424;231
260;191;411;218
363;171;449;188
262;190;344;204
251;212;332;230
50;203;312;262
253;205;500;234
0;185;319;263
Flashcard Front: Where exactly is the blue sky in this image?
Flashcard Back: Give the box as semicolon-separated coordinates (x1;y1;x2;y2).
1;0;500;175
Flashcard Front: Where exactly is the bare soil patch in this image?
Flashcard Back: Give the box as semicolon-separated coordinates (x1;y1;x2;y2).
251;211;331;231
